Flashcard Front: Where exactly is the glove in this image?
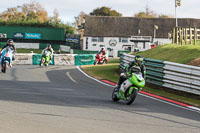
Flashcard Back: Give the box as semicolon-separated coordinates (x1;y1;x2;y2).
125;71;131;78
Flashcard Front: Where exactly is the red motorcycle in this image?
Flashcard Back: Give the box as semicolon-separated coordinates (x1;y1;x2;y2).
94;52;108;65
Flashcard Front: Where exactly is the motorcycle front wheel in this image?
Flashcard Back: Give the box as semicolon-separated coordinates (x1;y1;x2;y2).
112;87;119;102
125;89;138;105
2;62;7;73
40;58;44;66
94;60;97;65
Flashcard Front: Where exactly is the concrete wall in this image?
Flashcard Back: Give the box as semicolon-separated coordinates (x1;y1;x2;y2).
54;54;75;65
12;54;75;65
13;54;33;65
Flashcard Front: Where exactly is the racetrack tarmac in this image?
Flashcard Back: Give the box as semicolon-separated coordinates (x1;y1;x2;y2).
0;65;199;133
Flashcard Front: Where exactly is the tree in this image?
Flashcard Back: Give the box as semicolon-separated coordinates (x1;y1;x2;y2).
0;1;49;22
0;1;74;34
73;11;86;39
90;6;122;16
134;5;171;18
50;9;61;24
159;14;172;18
134;5;157;18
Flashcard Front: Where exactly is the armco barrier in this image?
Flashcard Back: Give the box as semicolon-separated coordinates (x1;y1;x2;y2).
54;54;75;65
13;54;33;65
32;54;54;65
144;58;164;86
120;53;200;95
75;54;95;65
163;61;200;95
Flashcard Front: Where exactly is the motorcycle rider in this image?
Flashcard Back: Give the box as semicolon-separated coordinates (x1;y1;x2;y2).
116;55;146;91
99;47;107;58
0;39;16;67
42;44;54;61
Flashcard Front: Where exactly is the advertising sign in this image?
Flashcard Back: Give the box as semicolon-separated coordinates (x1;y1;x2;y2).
66;37;79;44
0;33;7;38
25;33;41;39
13;32;25;38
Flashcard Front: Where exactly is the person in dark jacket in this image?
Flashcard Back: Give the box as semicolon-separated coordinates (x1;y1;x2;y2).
116;55;146;88
1;39;16;54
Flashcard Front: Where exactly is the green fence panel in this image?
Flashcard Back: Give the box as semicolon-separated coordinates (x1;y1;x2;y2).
32;54;54;65
51;44;60;50
39;44;47;49
75;54;95;66
146;67;163;73
0;42;6;48
0;26;65;41
146;79;163;86
146;71;164;78
144;58;164;86
144;62;164;68
144;58;164;64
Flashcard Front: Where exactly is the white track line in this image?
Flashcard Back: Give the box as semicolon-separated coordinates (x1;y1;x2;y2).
77;66;200;113
66;72;78;84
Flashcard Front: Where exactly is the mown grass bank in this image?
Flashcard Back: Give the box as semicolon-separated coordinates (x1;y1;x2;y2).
137;44;200;65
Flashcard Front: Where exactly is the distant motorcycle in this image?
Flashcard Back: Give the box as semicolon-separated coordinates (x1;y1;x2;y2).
40;50;51;66
112;67;145;105
0;47;14;73
94;52;107;65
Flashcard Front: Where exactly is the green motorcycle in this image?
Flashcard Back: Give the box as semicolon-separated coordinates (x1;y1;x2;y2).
40;50;51;66
112;68;145;105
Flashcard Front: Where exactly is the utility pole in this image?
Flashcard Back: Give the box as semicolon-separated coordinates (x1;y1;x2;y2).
175;0;178;27
153;25;158;43
175;0;181;27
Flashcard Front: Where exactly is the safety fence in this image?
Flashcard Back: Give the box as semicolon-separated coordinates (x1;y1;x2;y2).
13;54;96;66
120;53;200;95
13;54;75;65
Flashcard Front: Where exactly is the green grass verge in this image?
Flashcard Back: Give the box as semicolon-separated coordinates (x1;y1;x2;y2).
136;44;200;64
82;63;120;83
81;62;200;107
107;58;120;64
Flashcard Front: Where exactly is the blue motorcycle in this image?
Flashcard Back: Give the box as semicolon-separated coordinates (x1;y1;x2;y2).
0;47;13;73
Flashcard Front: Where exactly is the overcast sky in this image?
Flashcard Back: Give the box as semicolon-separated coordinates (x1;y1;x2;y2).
0;0;199;24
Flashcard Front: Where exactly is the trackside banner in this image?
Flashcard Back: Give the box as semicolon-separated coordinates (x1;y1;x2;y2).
25;33;41;39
